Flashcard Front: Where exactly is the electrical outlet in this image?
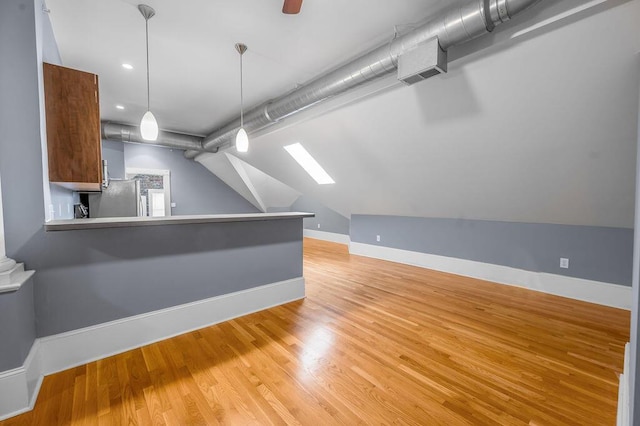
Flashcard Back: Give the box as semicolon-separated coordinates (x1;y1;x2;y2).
317;223;321;229
560;258;569;269
376;235;381;242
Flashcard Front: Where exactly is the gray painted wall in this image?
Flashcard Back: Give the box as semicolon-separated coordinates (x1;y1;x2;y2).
124;143;260;215
290;196;350;235
0;0;46;369
34;219;302;336
351;215;633;286
102;139;125;180
0;278;36;371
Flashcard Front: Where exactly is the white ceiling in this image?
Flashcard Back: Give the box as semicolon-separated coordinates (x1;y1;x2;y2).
46;0;640;228
197;152;300;212
239;0;640;228
45;0;458;136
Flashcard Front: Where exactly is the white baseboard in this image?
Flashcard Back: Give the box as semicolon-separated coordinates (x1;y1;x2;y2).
0;341;43;421
349;242;631;310
618;342;630;426
41;277;305;374
0;277;305;420
304;229;350;245
0;367;30;421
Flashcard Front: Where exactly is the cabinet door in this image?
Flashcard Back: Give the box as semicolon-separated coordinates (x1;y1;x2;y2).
44;63;102;191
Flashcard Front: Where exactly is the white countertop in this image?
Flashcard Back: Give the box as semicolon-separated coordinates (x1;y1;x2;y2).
45;212;315;231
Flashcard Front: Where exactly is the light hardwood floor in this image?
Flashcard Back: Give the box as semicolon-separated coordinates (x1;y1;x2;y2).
1;238;630;425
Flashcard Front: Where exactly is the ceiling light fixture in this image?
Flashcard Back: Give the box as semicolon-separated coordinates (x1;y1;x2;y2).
235;43;248;153
116;105;125;110
138;4;158;141
122;63;133;70
284;143;335;184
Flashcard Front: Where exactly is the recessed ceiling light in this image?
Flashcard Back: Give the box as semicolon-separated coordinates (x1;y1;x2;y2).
121;63;133;70
116;105;125;110
284;143;335;185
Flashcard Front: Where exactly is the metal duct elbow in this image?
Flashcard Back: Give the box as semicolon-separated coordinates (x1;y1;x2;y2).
184;148;201;160
102;122;204;151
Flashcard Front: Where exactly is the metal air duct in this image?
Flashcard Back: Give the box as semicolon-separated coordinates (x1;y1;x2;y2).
101;122;204;151
183;0;542;159
95;0;537;158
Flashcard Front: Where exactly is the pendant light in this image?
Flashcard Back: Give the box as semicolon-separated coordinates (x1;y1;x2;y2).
235;43;249;153
138;4;158;141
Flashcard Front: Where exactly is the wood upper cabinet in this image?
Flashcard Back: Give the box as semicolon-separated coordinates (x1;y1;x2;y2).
43;62;103;191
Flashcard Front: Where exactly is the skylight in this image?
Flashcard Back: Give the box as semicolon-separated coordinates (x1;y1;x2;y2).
284;143;335;185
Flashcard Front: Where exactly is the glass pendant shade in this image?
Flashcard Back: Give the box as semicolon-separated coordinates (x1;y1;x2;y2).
138;5;158;142
140;110;159;141
236;127;249;152
235;43;249;153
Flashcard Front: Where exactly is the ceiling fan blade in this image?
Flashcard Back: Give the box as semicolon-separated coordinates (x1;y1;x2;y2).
282;0;303;14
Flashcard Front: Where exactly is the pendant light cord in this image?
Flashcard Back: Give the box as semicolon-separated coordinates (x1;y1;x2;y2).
145;17;151;112
239;50;244;128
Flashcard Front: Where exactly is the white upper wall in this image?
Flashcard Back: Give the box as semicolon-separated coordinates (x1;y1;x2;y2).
241;0;640;228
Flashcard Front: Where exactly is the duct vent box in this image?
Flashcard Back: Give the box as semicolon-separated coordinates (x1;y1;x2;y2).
397;38;447;85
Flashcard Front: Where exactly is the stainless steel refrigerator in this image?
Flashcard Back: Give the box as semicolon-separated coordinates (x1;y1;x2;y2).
88;179;140;218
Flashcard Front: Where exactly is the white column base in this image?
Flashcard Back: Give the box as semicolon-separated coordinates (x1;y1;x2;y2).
0;263;35;293
0;256;16;273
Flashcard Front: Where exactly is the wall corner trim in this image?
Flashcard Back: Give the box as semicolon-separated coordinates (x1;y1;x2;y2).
0;277;305;421
303;229;350;245
349;242;631;310
0;340;43;421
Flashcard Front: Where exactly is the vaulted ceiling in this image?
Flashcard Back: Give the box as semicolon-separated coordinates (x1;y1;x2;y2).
46;0;640;228
239;0;640;228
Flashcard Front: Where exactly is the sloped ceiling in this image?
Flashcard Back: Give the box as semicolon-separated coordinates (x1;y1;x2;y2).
197;152;300;212
47;0;639;229
229;156;301;209
237;0;640;228
196;153;264;210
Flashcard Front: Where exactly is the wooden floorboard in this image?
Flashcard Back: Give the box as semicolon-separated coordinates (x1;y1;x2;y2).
1;238;630;425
